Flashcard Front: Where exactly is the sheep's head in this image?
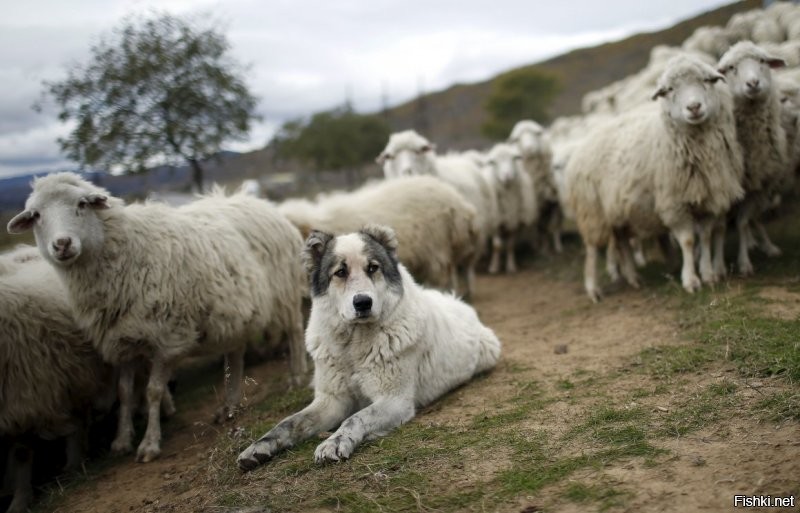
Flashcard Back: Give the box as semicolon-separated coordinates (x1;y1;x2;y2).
376;130;436;178
718;41;785;102
652;56;727;126
509;120;546;158
483;143;523;187
7;172;116;267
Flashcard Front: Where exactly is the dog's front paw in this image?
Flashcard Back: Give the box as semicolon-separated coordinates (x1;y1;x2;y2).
238;437;279;471
314;435;355;464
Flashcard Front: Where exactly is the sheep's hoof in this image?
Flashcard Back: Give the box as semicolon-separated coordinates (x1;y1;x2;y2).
487;265;500;275
110;437;133;455
214;405;237;424
764;245;782;258
135;442;161;463
587;288;603;303
738;262;754;277
682;276;701;294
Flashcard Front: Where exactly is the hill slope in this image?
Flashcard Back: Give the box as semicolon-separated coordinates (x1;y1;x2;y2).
383;0;760;150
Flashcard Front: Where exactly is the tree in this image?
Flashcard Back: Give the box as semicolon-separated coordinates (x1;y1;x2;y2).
482;67;560;140
274;107;389;171
39;12;258;192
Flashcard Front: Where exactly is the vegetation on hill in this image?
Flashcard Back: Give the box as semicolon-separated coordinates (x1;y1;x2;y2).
481;68;561;140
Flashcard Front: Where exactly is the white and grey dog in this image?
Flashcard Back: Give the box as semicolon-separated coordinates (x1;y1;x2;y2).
237;224;501;469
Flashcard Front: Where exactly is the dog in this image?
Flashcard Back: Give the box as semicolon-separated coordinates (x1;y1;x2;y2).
237;224;501;469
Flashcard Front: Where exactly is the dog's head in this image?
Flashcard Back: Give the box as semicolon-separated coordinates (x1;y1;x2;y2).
303;224;404;324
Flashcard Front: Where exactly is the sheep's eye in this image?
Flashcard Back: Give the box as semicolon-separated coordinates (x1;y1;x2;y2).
367;263;379;275
32;211;40;220
334;267;347;278
384;154;393;160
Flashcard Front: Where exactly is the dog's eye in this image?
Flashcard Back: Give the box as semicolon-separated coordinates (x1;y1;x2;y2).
334;267;347;278
367;263;379;275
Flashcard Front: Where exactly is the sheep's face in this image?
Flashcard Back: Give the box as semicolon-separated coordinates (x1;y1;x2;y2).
7;180;108;267
510;125;545;158
303;226;403;325
485;145;523;186
378;143;435;178
654;64;726;126
718;44;785;102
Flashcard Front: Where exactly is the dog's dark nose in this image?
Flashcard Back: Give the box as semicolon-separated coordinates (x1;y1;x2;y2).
53;237;72;251
353;294;372;312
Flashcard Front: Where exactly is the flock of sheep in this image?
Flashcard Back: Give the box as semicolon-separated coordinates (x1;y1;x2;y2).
3;3;800;512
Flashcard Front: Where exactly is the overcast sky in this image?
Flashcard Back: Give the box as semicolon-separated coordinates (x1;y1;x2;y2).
0;0;731;178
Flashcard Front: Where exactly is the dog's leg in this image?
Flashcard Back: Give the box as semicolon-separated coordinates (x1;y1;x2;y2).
314;397;415;464
238;394;352;471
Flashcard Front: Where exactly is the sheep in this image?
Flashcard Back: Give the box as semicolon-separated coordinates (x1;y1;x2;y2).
727;10;761;42
776;72;800;179
481;143;537;274
759;40;800;68
0;246;106;513
7;173;308;463
278;175;480;298
509;120;563;253
377;130;499;266
718;42;789;274
565;56;744;302
752;16;784;45
682;27;733;60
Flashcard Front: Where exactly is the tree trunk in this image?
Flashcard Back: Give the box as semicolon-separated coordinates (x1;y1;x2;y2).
189;158;204;193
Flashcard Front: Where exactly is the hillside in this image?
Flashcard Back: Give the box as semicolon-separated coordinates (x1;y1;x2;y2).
382;0;760;150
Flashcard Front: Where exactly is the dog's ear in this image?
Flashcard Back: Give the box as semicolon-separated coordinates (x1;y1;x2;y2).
361;224;398;257
302;230;334;273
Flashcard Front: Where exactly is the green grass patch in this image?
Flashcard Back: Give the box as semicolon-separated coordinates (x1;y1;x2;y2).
564;481;629;511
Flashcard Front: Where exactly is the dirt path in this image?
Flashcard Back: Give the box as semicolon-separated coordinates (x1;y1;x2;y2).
41;266;799;513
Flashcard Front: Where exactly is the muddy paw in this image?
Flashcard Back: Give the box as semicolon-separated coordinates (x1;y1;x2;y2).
238;438;279;471
314;435;355;464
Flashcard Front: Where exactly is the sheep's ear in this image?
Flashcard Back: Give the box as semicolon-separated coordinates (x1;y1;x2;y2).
651;86;668;101
375;151;388;164
7;210;35;234
766;57;786;69
361;224;398;256
302;230;334;273
79;193;109;210
420;143;435;153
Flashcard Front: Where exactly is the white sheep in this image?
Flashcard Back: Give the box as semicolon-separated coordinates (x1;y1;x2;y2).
377;130;499;265
752;16;784;45
0;246;106;513
565;56;744;302
481;143;537;274
759;40;800;68
682;27;733;60
718;42;789;274
7;173;308;463
509;120;563;253
278;175;480;298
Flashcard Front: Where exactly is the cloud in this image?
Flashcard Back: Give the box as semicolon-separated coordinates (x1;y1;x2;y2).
0;0;732;175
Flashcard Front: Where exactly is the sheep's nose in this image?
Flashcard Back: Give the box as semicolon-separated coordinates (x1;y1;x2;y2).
53;237;72;251
353;294;373;313
747;79;760;89
687;102;701;114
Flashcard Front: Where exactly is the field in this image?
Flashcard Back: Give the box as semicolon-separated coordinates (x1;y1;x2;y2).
20;207;799;513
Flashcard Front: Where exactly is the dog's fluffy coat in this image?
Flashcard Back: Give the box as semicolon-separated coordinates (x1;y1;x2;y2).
238;225;500;469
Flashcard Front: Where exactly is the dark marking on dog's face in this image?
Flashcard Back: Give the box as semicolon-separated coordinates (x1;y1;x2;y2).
307;225;404;323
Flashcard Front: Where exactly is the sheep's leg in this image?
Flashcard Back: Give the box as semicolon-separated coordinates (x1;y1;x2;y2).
672;223;701;293
215;347;246;423
6;444;32;513
631;238;647;268
161;384;176;418
110;362;136;455
712;219;727;281
736;203;755;276
617;237;640;289
697;219;716;284
605;237;620;282
314;397;415;464
238;394;354;471
505;232;518;273
753;220;782;257
64;424;86;472
550;209;564;254
585;244;602;303
488;235;502;274
135;357;172;463
287;308;310;388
